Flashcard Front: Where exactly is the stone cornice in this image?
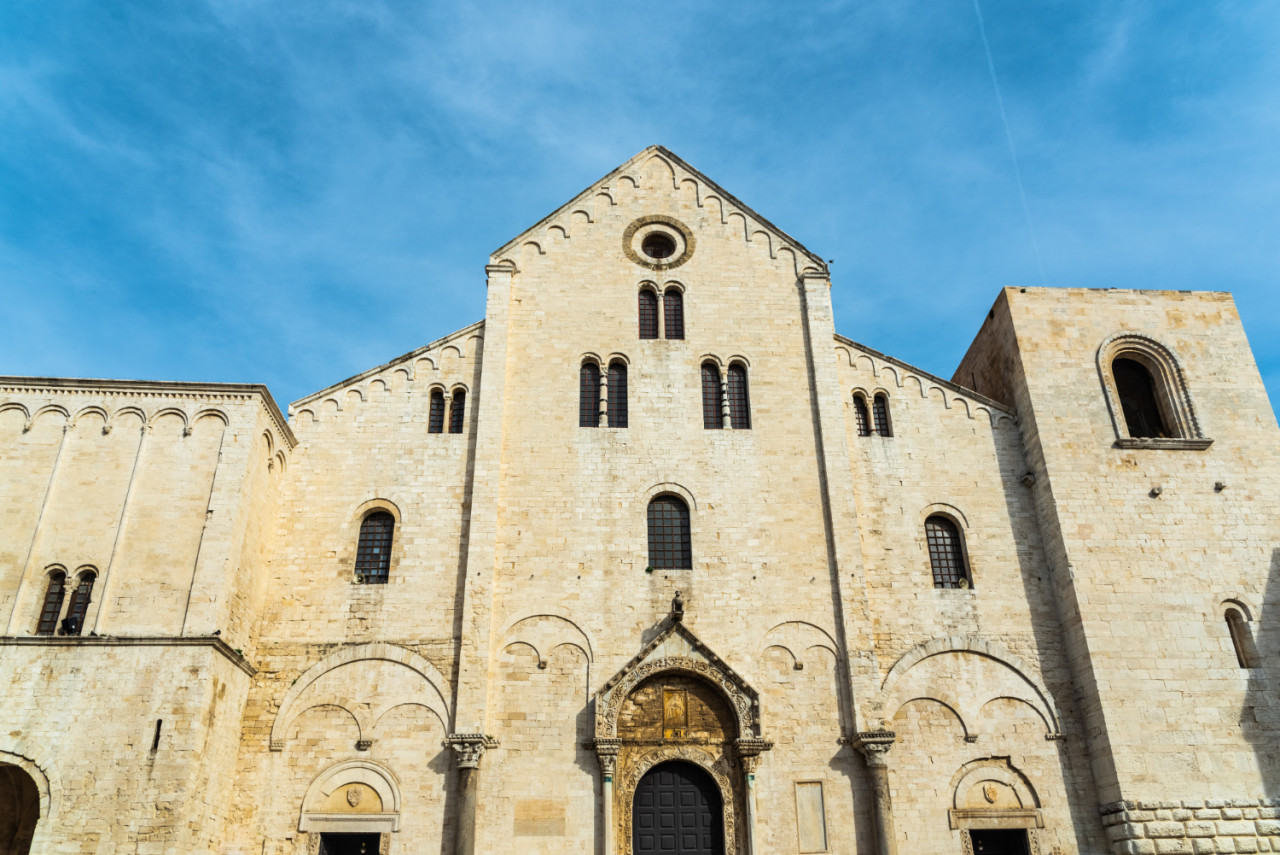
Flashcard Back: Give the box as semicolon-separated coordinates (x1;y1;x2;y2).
0;635;257;676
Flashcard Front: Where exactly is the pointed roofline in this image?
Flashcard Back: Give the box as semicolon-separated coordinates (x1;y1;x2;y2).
492;145;829;272
598;614;758;702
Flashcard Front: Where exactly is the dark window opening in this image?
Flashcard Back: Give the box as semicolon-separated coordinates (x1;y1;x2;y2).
647;496;692;570
925;516;969;589
608;362;628;428
969;829;1031;855
151;719;163;752
641;232;676;260
449;390;466;434
701;363;722;429
355;512;394;584
428;390;445;434
37;572;66;635
62;572;95;635
1113;357;1168;438
854;396;871;436
663;289;684;340
873;394;892;436
728;364;750;429
580;362;601;427
318;833;383;855
638;289;659;339
1227;608;1260;669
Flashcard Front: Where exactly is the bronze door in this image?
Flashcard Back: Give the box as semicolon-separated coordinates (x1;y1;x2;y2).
633;761;723;855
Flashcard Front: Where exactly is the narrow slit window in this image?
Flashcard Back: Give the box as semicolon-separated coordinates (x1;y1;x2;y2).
37;571;66;635
449;389;466;434
580;362;601;427
608;361;628;428
647;496;691;569
853;396;871;436
1113;357;1167;438
925;516;968;588
639;289;658;339
728;364;751;429
63;572;95;635
355;512;394;584
428;390;445;434
702;363;722;429
873;394;892;436
663;289;684;340
1226;608;1259;669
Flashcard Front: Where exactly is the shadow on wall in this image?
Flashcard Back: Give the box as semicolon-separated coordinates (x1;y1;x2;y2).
1242;548;1280;798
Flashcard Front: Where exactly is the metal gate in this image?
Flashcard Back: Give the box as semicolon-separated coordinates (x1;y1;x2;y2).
632;761;723;855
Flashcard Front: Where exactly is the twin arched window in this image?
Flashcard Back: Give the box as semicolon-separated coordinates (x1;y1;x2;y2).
639;287;684;340
37;568;95;635
580;360;628;428
925;515;969;588
428;389;467;435
647;496;691;569
702;361;750;429
355;512;395;584
854;393;892;437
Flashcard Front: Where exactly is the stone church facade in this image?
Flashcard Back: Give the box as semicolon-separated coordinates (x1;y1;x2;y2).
2;146;1278;855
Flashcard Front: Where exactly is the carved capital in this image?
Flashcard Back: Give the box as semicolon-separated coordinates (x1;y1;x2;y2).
593;738;622;777
852;730;896;767
445;733;498;769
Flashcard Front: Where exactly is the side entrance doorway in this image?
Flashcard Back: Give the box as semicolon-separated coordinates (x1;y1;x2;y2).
317;833;381;855
0;762;40;855
633;761;723;855
970;829;1032;855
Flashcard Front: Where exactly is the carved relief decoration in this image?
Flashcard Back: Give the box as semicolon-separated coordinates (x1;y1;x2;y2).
617;746;739;855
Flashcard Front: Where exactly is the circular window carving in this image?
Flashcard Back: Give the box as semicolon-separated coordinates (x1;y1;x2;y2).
624;216;695;270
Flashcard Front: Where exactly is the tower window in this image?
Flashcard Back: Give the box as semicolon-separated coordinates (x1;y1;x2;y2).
647;496;691;569
639;289;659;340
355;512;394;584
873;394;892;436
1113;358;1167;438
701;363;722;429
37;571;66;635
608;361;628;428
63;571;95;635
1226;608;1260;669
663;289;684;340
728;363;750;429
853;395;871;436
449;389;466;434
580;362;601;427
428;390;445;434
925;516;969;588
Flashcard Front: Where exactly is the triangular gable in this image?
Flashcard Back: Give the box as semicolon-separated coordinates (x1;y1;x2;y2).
491;145;828;276
594;615;763;740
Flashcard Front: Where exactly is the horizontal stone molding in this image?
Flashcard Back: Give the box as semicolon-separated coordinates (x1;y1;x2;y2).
0;635;256;676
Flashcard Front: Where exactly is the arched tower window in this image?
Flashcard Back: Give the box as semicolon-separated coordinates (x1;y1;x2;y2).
355;512;394;584
647;496;691;569
873;393;892;436
727;363;750;429
608;361;628;428
663;289;684;340
580;362;601;427
701;363;722;429
428;389;445;434
1226;608;1260;669
1113;358;1167;438
449;389;466;434
63;571;96;635
853;395;871;436
37;571;66;635
639;289;659;340
925;516;969;588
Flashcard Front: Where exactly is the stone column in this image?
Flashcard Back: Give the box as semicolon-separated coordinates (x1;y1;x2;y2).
719;366;732;430
598;366;609;428
446;733;497;855
594;739;621;854
736;738;772;855
853;731;897;855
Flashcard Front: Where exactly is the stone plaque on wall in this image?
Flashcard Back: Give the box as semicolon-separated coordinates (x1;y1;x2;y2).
513;798;566;836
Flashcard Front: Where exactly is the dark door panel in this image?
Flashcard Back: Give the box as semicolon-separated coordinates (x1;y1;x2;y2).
633;761;723;855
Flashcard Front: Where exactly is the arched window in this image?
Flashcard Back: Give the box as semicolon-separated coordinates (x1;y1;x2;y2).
701;363;722;429
925;516;969;588
608;361;628;428
639;289;659;340
580;362;601;428
728;363;750;429
647;496;691;569
428;390;445;434
1113;358;1167;438
63;571;95;635
449;389;466;434
853;395;871;436
873;393;892;436
663;289;684;340
37;571;66;635
355;512;394;584
1226;608;1260;669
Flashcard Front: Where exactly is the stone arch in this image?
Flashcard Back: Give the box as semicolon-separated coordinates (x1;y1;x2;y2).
299;757;402;833
270;643;451;750
619;748;738;855
878;638;1061;738
1097;331;1205;442
760;621;838;671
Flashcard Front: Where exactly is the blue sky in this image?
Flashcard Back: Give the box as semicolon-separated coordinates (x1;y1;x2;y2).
2;1;1278;415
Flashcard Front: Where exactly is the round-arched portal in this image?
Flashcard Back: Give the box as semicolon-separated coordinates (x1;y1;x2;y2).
632;761;723;855
0;763;40;855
